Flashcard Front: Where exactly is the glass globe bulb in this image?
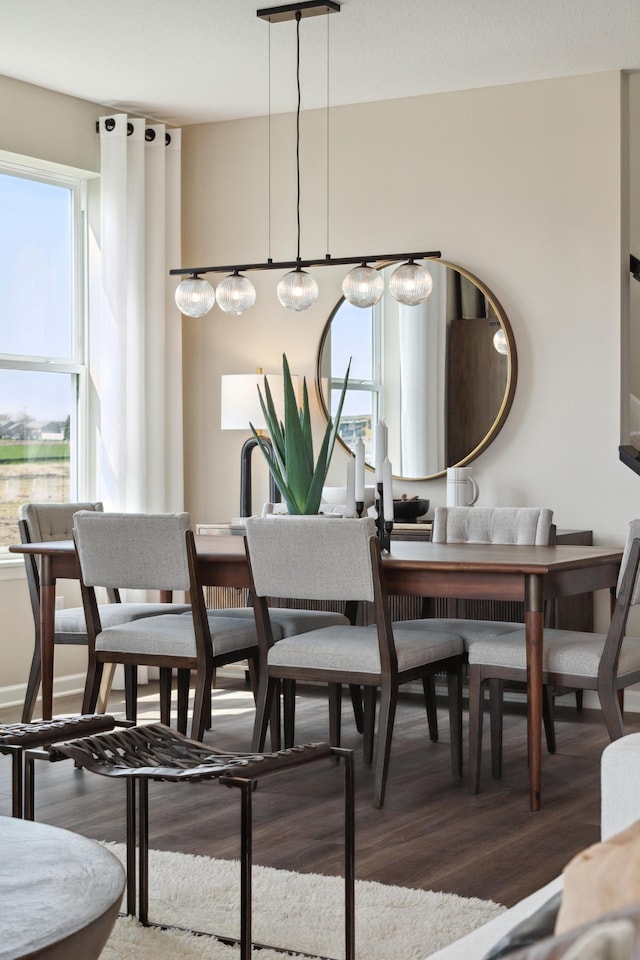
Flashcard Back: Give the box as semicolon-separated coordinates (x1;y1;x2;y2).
389;261;434;306
342;265;384;308
277;268;319;311
216;273;256;315
174;276;215;317
493;327;508;355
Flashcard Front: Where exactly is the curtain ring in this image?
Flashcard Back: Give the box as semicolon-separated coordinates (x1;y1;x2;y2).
145;128;156;142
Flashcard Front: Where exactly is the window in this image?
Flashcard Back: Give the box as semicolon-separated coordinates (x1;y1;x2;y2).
328;299;382;463
0;164;86;549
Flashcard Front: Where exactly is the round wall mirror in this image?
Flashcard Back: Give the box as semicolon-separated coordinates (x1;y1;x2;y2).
316;259;517;481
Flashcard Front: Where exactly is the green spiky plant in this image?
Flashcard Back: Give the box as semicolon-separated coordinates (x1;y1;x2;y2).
250;353;351;515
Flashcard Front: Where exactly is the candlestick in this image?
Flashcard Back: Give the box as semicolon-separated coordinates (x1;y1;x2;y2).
354;438;365;501
375;420;387;484
382;457;394;521
345;458;356;518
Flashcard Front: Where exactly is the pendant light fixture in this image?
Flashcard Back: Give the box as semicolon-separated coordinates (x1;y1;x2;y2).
172;2;439;317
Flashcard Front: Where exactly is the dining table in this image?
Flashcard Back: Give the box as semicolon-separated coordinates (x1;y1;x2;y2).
10;533;623;811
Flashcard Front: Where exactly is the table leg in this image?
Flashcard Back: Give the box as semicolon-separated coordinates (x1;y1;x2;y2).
525;574;544;811
39;558;56;721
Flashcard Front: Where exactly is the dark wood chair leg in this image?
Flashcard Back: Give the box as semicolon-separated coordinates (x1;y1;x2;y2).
22;647;41;723
422;674;439;742
598;680;626;741
373;680;398;808
124;664;138;724
82;659;105;714
159;668;172;727
252;676;277;751
190;663;214;742
575;690;584;711
329;683;342;746
467;665;484;794
363;686;376;766
283;679;296;748
177;669;190;734
489;678;503;780
348;685;364;733
542;685;556;754
446;663;463;778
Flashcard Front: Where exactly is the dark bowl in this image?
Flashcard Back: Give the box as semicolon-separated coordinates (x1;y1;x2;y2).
393;498;429;522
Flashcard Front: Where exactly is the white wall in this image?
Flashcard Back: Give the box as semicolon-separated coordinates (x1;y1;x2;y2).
182;71;632;611
0;67;636;706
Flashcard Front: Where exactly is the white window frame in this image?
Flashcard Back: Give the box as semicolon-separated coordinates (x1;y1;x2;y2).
0;158;89;557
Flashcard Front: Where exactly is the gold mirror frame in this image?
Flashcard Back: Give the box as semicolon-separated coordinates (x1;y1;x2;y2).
315;259;518;481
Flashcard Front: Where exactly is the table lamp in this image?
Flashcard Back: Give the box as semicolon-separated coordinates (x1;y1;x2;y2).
221;370;297;517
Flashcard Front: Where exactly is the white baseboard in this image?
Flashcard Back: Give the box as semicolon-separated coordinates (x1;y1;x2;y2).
0;673;87;712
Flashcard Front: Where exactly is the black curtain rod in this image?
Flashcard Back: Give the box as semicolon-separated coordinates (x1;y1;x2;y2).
170;250;442;277
95;118;172;145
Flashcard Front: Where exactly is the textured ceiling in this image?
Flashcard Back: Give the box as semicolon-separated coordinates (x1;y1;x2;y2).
1;0;640;125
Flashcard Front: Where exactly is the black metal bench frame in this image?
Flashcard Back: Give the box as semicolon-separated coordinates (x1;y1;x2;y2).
35;723;355;960
0;714;124;818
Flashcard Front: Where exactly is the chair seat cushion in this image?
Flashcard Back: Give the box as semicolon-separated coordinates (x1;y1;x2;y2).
267;624;463;674
208;606;349;636
394;618;520;651
96;614;258;659
468;628;640;678
55;602;191;636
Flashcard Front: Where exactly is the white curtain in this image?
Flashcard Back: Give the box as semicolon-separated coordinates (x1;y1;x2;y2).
93;114;184;513
398;269;447;476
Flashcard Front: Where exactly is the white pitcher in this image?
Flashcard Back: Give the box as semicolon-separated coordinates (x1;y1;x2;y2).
446;467;479;507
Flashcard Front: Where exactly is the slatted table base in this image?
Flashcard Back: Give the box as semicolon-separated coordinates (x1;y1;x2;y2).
39;724;355;960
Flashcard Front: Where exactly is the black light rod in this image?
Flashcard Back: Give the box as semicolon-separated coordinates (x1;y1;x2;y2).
170;250;442;277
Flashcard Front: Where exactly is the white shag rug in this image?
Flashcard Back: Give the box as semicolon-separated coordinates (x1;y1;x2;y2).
99;844;504;960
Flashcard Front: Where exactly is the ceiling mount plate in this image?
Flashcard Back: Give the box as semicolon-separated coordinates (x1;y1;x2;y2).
257;1;340;23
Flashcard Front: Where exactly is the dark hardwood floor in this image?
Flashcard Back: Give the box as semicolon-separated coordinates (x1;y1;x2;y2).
0;677;629;908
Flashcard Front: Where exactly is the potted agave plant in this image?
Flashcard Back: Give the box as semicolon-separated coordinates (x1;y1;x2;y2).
250;353;350;515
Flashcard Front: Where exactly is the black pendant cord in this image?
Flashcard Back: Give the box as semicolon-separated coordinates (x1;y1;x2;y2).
325;8;330;259
295;9;302;263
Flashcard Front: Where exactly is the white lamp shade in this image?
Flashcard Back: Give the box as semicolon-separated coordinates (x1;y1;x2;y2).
389;261;433;306
277;269;319;311
342;265;384;308
220;373;299;431
174;276;216;317
216;273;256;315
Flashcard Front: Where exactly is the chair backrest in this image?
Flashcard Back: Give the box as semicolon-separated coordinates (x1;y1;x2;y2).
73;511;192;592
431;506;554;546
19;501;104;543
19;502;107;621
617;519;640;603
245;516;378;603
598;520;640;684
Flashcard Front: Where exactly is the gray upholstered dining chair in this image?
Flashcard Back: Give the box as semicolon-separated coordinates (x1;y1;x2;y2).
467;518;640;792
206;590;354;743
393;505;556;764
73;511;261;740
18;501;191;722
244;515;465;808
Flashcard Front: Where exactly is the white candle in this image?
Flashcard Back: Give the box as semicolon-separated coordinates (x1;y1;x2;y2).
382;457;394;521
345;458;356;518
375;420;387;484
354;438;365;501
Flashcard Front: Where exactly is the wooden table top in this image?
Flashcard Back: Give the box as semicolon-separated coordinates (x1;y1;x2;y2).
12;534;624;575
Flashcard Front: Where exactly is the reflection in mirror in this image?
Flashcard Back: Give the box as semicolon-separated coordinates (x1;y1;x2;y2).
316;260;517;481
